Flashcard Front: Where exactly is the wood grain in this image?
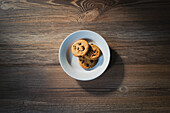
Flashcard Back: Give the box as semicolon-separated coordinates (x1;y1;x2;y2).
0;0;170;112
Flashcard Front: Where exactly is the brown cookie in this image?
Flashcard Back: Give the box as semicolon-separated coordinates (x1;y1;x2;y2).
78;56;98;69
72;40;89;57
85;44;101;60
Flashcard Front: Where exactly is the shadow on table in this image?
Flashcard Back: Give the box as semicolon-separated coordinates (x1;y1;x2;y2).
77;47;124;95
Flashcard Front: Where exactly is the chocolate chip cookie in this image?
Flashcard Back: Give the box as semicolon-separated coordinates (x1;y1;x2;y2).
72;40;89;57
85;44;101;60
78;56;98;69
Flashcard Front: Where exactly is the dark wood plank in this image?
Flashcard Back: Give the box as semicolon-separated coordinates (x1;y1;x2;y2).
0;0;170;112
0;65;170;112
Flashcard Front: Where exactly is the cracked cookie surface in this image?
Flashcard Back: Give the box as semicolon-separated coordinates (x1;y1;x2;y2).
72;40;89;57
78;56;98;69
85;44;101;60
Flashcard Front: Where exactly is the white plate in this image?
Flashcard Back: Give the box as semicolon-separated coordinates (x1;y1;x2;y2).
59;30;110;81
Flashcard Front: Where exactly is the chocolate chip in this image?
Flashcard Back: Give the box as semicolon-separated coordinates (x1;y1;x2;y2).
83;56;85;59
78;43;81;45
86;64;89;67
82;60;84;63
73;45;76;49
91;43;93;45
97;51;98;53
89;46;92;51
82;46;85;51
77;47;79;50
90;60;93;63
92;55;95;56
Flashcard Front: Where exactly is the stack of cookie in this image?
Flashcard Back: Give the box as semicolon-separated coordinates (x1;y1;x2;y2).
72;39;101;69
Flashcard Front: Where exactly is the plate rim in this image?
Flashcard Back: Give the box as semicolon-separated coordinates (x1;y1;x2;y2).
59;30;110;81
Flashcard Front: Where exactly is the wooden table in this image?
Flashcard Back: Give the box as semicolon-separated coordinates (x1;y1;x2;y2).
0;0;170;112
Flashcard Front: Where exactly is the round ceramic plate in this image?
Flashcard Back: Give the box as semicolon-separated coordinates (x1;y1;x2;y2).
59;30;110;81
